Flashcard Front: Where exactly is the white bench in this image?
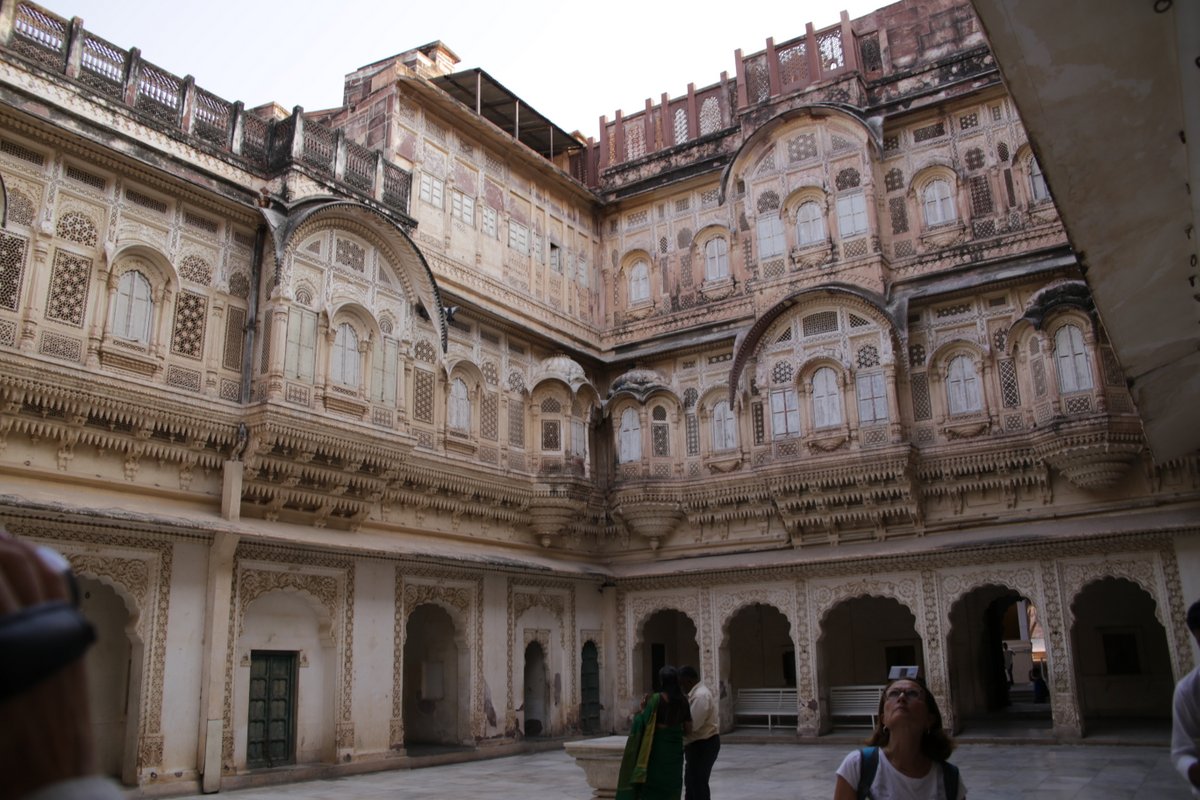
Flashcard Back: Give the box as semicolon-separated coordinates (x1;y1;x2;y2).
830;684;884;728
733;687;798;731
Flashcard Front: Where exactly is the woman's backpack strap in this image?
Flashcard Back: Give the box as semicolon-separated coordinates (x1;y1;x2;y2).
943;760;960;800
857;747;879;800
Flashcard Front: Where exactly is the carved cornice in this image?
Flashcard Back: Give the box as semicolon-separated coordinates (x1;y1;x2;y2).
763;444;920;540
0;360;237;475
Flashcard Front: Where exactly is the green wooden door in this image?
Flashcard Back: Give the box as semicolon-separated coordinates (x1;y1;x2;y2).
247;651;296;769
581;641;601;733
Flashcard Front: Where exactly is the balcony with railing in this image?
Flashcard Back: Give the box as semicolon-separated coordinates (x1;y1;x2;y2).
0;0;412;218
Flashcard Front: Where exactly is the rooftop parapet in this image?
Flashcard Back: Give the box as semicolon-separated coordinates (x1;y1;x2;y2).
593;1;988;178
0;0;413;218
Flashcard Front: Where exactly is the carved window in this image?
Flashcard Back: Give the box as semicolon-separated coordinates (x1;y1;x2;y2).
1055;324;1093;393
46;250;92;327
480;392;498;440
541;419;561;451
284;307;318;382
508;400;525;447
651;406;670;457
835;193;868;238
756;214;785;260
0;232;28;311
698;96;720;136
450;190;475;225
371;337;399;405
624;119;645;160
418;172;444;208
674;108;689;144
628;260;650;304
686;412;700;456
170;290;207;359
330;322;360;388
770;388;800;439
1029;157;1050;203
55;211;98;248
711;400;737;451
999;358;1021;408
449;377;471;431
482;205;498;238
508;220;529;254
911;373;932;421
223;306;245;372
811;367;843;429
618;408;641;463
922;179;956;227
570;417;586;459
111;270;153;344
796;201;826;246
946;355;982;415
704;237;729;281
856;372;888;424
413;369;435;423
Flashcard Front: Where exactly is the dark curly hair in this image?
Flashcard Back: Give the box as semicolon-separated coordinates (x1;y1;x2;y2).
865;676;955;762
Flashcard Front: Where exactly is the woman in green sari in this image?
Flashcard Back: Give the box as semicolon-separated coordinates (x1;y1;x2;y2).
616;666;693;800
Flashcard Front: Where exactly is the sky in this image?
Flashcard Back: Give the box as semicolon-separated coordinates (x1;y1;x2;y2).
58;0;889;140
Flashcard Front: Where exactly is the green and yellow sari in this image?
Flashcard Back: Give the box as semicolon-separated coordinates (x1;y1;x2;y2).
615;693;686;800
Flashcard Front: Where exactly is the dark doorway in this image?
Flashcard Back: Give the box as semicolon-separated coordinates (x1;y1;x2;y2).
523;641;548;736
581;641;601;733
247;651;297;769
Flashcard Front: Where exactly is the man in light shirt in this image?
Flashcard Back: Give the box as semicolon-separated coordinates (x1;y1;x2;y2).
1172;599;1200;797
680;665;719;800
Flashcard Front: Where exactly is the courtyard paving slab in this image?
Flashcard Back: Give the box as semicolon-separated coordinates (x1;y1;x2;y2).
161;741;1191;800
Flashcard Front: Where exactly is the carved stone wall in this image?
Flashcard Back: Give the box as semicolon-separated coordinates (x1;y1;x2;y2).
15;522;172;776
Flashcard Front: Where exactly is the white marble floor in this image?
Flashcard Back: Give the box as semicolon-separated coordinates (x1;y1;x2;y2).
161;742;1190;800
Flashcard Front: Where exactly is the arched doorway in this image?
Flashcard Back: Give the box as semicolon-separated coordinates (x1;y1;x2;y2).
580;641;601;734
819;596;921;731
723;603;796;689
78;576;139;785
404;603;470;748
523;641;549;737
947;585;1049;734
1071;577;1173;734
635;609;699;693
720;603;796;731
238;591;334;769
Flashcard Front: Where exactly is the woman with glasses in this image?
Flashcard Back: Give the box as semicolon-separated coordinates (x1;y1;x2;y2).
833;677;965;799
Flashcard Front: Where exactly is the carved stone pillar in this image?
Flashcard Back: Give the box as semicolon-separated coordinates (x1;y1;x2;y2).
919;569;953;732
1039;559;1083;738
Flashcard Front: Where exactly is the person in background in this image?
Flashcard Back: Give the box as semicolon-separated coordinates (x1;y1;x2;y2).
833;676;965;800
1171;599;1200;797
0;528;122;800
616;665;692;800
679;665;719;800
1002;642;1014;686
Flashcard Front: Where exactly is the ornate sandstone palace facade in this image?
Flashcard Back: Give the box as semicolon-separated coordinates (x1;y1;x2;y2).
0;0;1197;792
